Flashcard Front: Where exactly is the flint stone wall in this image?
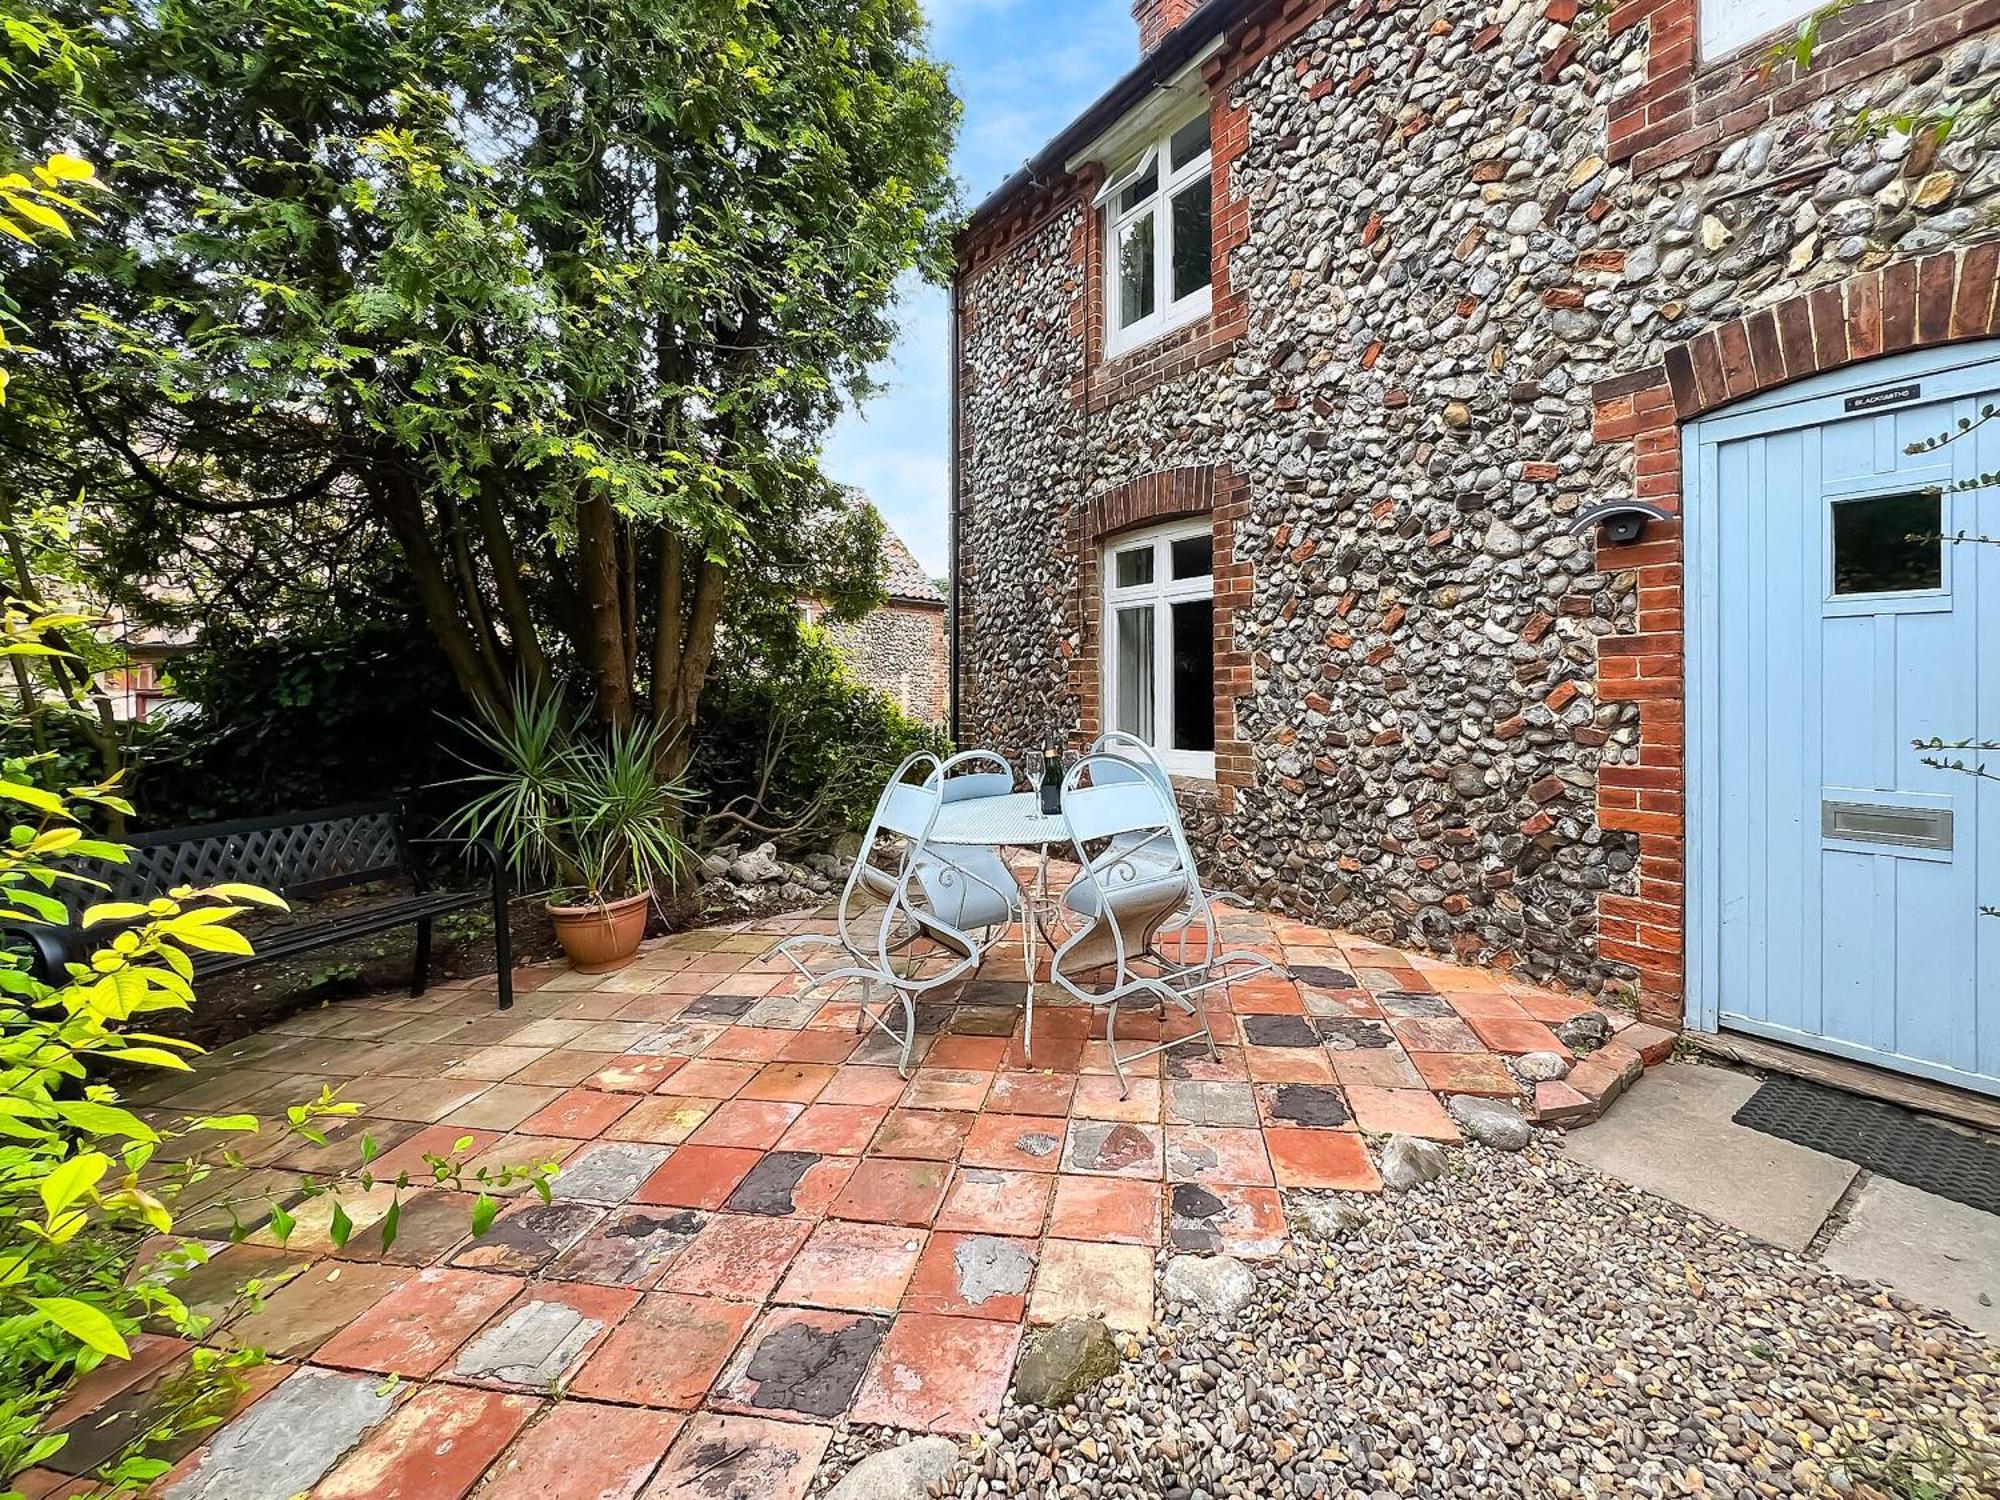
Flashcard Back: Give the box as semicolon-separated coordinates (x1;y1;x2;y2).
954;0;2000;994
827;602;949;728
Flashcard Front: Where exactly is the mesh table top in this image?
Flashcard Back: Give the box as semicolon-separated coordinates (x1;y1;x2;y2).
930;791;1070;848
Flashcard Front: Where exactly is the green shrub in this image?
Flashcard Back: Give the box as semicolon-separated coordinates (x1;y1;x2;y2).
0;603;554;1493
130;616;468;828
691;627;948;853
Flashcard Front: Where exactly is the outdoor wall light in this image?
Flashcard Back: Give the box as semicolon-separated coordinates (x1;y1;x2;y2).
1566;501;1673;546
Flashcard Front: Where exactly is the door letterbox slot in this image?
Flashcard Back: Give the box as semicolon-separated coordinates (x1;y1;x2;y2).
1821;800;1953;852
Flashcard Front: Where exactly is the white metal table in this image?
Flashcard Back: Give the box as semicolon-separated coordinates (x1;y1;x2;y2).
931;791;1069;1054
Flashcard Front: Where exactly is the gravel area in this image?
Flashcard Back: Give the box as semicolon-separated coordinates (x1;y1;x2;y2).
821;1144;1999;1499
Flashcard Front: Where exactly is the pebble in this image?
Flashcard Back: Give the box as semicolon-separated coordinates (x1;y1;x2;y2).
1162;1254;1258;1319
816;1147;1998;1498
1377;1132;1449;1191
1447;1094;1533;1151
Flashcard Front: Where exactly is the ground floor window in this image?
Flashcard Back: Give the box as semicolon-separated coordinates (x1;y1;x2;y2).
1102;519;1214;777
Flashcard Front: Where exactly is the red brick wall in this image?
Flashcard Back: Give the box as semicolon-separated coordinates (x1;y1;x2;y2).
1133;0;1199;52
1608;0;1998;172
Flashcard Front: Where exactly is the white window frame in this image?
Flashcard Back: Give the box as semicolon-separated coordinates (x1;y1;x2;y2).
1098;110;1213;360
1101;519;1215;780
1697;0;1817;62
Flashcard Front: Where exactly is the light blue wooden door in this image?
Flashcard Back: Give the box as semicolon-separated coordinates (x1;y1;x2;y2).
1688;342;2000;1097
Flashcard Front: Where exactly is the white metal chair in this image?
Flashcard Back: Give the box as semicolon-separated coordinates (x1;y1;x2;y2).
929;748;1054;1051
1049;753;1282;1095
1087;731;1185;879
770;752;1017;1076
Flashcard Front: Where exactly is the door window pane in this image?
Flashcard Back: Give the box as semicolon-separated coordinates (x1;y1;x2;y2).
1170;533;1212;580
1170;177;1212;303
1170;599;1214;753
1831;491;1943;595
1117;212;1156;328
1114;607;1156;741
1114;546;1154;588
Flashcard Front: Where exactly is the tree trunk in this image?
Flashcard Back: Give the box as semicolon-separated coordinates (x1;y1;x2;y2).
379;478;507;712
472;475;551;693
573;491;634;727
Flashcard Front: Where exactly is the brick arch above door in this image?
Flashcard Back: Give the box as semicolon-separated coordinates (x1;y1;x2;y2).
1664;244;2000;420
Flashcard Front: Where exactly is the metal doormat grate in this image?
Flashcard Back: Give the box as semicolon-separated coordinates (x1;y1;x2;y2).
1732;1074;2000;1216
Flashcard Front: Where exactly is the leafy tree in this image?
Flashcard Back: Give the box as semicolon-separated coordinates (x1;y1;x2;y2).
0;23;552;1487
3;0;959;792
0;3;131;797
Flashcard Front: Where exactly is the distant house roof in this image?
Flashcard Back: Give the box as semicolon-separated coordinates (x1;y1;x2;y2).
882;527;943;606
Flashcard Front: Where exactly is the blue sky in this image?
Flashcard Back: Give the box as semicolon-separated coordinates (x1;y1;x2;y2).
818;0;1139;576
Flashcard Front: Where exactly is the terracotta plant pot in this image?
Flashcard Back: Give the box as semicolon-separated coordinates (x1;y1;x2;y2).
547;892;651;973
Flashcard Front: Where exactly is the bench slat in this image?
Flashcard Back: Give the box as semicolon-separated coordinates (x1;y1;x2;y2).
6;802;516;1010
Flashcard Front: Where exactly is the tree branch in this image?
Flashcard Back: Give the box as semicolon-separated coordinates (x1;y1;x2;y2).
473;473;550;692
378;477;505;712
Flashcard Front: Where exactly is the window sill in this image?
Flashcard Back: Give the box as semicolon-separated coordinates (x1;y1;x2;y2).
1103;295;1212;365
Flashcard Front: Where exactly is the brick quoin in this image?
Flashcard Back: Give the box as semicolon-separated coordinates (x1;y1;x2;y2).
1592;247;2000;1027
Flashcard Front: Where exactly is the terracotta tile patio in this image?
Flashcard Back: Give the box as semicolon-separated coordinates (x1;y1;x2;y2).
59;900;1672;1500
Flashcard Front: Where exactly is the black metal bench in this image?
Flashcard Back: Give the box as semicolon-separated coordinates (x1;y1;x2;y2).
11;800;515;1009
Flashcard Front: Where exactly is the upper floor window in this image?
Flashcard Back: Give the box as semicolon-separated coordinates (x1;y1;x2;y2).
1698;0;1817;61
1103;519;1215;778
1099;111;1212;359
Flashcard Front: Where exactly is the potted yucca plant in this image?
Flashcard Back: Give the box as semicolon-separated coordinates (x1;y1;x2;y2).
448;690;692;972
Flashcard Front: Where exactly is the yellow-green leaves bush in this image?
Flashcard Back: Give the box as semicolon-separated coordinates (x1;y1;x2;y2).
0;603;551;1493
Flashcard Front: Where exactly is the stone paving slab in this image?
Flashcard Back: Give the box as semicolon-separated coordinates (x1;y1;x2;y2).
1823;1173;2000;1337
102;897;1655;1498
161;1367;394;1500
1563;1064;1858;1251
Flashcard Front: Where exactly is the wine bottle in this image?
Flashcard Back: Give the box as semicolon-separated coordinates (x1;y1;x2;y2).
1040;741;1062;815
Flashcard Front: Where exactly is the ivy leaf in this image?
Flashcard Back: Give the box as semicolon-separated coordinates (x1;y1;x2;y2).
186;1113;260;1133
102;1046;193;1071
206;882;289;909
164;922;252;956
328;1200;354;1250
377;1196;400;1253
81;900;152;928
53;1100;159;1143
0;780;66;815
470;1194;498;1237
265;1203;296;1245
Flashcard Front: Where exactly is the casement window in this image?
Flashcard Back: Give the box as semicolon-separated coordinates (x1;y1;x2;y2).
1698;0;1817;60
1097;110;1213;358
1102;520;1215;778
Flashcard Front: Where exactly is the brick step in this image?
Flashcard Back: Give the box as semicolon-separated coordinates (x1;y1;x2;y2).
1528;1009;1678;1129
